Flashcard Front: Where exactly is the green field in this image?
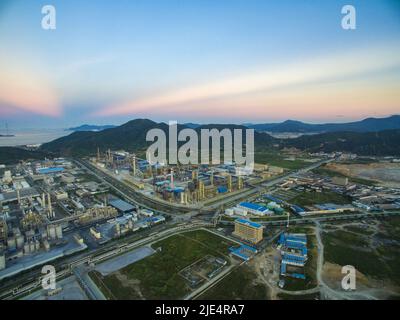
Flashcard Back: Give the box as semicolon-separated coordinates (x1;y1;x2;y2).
197;265;268;300
291;190;352;207
255;151;309;170
322;219;400;285
90;229;234;300
277;292;320;300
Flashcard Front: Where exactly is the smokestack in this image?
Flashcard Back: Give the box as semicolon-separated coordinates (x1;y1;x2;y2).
132;155;136;175
170;168;174;189
42;193;46;207
47;193;53;218
16;188;21;204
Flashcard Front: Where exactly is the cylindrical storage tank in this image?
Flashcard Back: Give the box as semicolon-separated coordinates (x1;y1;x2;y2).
56;225;63;239
35;240;40;250
115;223;120;236
7;238;17;250
29;241;35;252
24;243;30;254
0;254;5;270
16;235;25;248
48;226;56;240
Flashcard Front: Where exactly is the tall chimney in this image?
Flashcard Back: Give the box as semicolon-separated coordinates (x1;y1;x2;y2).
47;193;53;218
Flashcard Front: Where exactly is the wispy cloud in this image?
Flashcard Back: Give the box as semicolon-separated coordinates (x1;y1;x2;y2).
0;61;61;117
56;55;117;77
94;43;400;118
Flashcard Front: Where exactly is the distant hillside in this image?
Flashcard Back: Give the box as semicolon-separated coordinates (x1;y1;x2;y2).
66;124;117;132
283;129;400;156
183;123;201;129
43;119;170;156
39;118;400;157
247;115;400;133
0;147;51;164
41;120;273;156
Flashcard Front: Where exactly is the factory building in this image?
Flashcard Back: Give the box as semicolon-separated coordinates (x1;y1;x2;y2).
290;205;306;216
78;206;118;225
109;199;135;214
47;224;63;241
237;202;270;216
36;167;65;175
140;209;154;217
278;233;308;280
233;218;264;244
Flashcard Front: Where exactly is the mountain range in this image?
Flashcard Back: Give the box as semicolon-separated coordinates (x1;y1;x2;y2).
244;115;400;133
39;117;400;157
66;124;117;132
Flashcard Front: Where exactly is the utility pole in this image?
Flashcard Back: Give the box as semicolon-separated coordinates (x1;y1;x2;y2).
286;211;290;228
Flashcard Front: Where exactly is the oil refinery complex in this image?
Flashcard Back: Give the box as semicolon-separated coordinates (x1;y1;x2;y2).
0;149;399;300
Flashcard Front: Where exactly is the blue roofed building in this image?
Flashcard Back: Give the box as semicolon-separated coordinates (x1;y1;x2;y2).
37;167;65;174
264;194;284;204
278;233;308;280
238;202;271;216
290;204;306;216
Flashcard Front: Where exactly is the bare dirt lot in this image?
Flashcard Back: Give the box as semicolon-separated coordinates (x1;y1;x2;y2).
325;162;400;187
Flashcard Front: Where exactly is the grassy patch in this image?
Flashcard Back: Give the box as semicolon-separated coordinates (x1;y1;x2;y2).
91;229;234;300
277;292;320;300
291;190;352;207
343;225;375;236
197;265;268;300
255;151;308;170
322;230;387;279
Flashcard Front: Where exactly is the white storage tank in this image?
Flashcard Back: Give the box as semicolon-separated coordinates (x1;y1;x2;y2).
0;252;5;270
24;243;30;254
7;237;16;250
16;235;25;248
55;225;63;239
35;240;41;251
47;225;56;240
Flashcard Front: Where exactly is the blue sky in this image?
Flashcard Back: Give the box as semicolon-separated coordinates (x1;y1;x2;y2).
0;0;400;128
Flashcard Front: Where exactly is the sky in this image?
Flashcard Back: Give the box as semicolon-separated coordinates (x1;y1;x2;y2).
0;0;400;129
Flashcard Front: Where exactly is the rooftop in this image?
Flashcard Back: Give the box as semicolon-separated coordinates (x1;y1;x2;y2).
235;218;263;229
109;199;135;212
239;202;269;212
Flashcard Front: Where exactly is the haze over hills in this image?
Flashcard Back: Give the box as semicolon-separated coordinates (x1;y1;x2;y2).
66;124;117;132
2;116;400;164
39;118;400;157
245;115;400;133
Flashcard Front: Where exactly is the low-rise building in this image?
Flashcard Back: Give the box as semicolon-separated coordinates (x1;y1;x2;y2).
237;202;270;216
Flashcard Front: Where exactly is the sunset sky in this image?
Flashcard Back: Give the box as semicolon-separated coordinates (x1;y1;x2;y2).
0;0;400;128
